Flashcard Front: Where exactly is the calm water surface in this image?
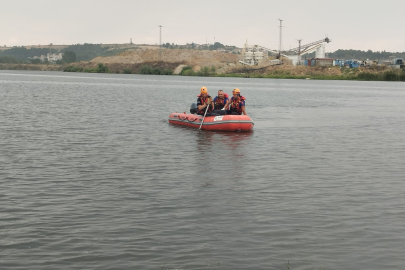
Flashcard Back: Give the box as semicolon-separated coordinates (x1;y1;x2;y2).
1;70;405;270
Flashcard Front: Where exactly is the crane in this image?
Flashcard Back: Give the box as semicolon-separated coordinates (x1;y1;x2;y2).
286;37;331;56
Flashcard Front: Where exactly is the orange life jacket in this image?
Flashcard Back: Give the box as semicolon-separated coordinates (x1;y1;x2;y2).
229;96;246;115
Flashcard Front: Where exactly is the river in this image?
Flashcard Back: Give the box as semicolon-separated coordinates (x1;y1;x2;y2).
1;70;405;270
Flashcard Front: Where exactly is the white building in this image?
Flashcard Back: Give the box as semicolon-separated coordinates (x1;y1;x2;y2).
28;53;64;63
47;53;63;62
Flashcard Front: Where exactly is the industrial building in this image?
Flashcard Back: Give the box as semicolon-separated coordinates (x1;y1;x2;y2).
240;35;332;67
239;40;271;66
305;58;334;67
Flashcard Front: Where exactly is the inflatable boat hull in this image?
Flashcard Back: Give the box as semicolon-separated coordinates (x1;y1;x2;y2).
168;113;254;132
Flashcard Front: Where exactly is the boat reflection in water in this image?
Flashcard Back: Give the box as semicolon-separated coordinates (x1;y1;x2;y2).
196;131;253;151
194;131;254;182
168;123;253;181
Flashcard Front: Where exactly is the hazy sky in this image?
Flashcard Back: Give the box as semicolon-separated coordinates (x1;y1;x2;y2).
1;0;404;52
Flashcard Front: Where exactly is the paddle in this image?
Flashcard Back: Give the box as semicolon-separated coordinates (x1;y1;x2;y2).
199;103;210;130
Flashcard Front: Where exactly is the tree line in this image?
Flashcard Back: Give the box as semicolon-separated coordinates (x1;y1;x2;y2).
0;47;58;63
327;49;405;61
0;44;128;64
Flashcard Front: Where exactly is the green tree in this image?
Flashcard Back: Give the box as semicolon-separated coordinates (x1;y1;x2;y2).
209;42;225;50
30;58;42;64
0;56;21;63
96;63;109;73
139;65;153;74
62;51;76;63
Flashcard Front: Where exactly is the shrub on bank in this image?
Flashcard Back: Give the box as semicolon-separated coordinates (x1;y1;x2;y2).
139;65;173;75
162;69;173;75
29;58;42;64
383;71;396;81
122;68;131;74
180;66;194;76
95;63;110;73
64;66;83;72
196;66;210;76
153;68;162;75
180;65;217;76
83;68;98;73
82;63;110;73
139;65;153;74
358;72;381;81
63;63;110;73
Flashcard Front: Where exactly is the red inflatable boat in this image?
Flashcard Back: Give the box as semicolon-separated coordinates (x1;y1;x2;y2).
168;112;254;131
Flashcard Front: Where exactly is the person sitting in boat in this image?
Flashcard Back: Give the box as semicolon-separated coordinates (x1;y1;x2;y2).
224;88;247;116
213;90;229;110
197;87;214;115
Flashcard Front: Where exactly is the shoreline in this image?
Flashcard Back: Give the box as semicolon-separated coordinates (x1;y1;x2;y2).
1;63;404;82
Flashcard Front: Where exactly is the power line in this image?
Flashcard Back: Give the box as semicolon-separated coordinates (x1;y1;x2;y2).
164;25;251;31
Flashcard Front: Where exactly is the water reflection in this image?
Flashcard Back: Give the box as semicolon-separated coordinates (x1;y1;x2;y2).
195;130;253;152
193;131;254;180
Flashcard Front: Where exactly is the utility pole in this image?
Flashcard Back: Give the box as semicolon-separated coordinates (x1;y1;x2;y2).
297;39;302;65
278;19;283;61
158;25;163;60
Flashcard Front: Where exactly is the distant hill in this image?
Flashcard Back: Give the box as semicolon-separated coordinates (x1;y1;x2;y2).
0;44;139;62
0;47;58;61
59;44;132;61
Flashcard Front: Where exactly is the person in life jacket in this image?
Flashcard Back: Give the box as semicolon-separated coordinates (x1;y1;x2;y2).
196;86;214;115
224;88;247;115
213;90;229;110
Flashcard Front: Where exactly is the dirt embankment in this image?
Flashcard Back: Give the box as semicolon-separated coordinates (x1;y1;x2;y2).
88;48;239;74
234;64;392;78
0;48;240;74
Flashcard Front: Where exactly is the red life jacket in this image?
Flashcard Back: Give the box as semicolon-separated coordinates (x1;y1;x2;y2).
214;93;229;110
197;94;213;114
229;96;246;115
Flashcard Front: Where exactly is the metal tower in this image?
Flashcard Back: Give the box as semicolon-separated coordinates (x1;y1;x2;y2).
297;39;302;65
158;25;163;60
278;19;283;59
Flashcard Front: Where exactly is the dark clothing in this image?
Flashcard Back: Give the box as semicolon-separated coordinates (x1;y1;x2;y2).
213;96;229;110
226;110;239;115
210;110;227;115
197;95;213;115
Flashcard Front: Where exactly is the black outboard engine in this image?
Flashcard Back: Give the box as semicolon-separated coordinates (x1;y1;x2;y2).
190;103;198;114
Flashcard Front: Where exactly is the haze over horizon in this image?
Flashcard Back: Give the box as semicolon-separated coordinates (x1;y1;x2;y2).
1;0;404;52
